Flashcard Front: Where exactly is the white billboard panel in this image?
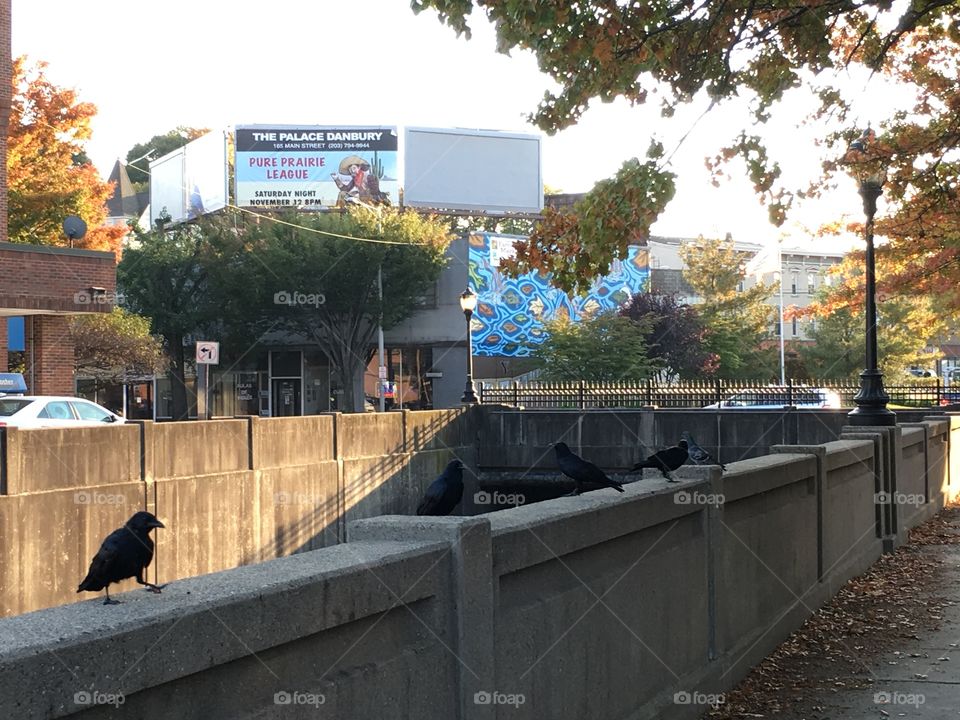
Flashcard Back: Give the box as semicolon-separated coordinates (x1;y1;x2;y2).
234;125;399;209
148;131;227;227
184;131;227;219
149;149;185;227
404;127;542;214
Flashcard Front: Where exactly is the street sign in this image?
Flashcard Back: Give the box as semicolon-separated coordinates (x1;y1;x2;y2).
196;341;220;365
378;366;387;379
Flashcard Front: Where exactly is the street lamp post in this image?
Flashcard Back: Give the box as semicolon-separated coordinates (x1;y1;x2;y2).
847;128;896;426
459;288;479;404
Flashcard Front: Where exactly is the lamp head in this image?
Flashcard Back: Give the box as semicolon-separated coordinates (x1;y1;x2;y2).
847;126;886;189
459;287;477;315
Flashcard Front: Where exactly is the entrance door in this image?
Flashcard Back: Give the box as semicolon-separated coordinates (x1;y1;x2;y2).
272;378;302;417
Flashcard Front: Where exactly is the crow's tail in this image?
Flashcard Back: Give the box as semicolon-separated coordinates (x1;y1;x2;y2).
611;481;625;493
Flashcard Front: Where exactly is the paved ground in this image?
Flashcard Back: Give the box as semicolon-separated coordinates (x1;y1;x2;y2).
708;506;960;719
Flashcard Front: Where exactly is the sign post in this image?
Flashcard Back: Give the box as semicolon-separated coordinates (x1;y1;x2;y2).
195;341;220;420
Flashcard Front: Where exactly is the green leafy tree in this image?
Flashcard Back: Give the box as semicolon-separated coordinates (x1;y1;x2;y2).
70;308;168;392
125;126;210;188
680;237;778;379
231;207;452;413
532;310;658;381
118;218;225;419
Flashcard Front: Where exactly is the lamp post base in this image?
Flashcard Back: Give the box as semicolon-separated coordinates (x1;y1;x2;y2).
847;369;896;426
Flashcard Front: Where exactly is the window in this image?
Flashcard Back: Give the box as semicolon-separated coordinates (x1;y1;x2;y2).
791;272;798;295
807;272;815;294
0;398;32;416
38;401;73;420
70;401;112;422
792;317;798;336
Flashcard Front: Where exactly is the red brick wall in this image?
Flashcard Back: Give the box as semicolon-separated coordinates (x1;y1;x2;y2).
0;316;7;372
0;0;10;243
29;315;74;395
0;244;117;313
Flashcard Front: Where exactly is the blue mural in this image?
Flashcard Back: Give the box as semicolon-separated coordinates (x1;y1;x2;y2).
467;232;650;357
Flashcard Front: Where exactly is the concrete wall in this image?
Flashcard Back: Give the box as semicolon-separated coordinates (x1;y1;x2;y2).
477;407;850;469
2;417;954;720
0;408;479;617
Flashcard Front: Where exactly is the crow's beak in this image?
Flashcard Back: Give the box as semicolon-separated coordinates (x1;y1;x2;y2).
150;519;166;529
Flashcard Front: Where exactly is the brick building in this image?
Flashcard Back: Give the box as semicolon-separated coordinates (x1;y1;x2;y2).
0;0;117;395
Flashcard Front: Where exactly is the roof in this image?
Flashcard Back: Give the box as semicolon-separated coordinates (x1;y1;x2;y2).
105;160;145;219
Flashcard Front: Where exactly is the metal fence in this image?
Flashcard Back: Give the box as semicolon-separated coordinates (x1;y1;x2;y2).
477;379;960;410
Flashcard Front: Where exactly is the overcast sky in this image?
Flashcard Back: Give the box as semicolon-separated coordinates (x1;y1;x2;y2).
12;0;905;250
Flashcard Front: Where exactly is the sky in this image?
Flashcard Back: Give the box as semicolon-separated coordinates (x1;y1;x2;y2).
10;0;905;251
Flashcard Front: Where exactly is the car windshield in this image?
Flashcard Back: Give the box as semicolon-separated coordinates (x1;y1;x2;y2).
0;398;33;416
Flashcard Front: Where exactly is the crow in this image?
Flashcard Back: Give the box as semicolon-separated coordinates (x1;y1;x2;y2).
632;440;689;482
417;459;465;516
78;511;165;605
553;442;624;495
682;431;726;471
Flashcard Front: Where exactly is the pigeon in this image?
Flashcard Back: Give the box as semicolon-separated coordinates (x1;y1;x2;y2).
682;431;726;470
417;459;465;516
553;442;624;495
77;511;165;605
632;440;689;482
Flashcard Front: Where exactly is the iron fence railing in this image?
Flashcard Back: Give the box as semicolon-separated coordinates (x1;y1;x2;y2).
477;379;959;410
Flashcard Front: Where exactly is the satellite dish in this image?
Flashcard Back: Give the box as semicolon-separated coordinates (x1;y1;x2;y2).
63;215;87;240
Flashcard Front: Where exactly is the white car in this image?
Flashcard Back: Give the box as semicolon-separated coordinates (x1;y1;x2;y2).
703;388;842;409
0;396;125;428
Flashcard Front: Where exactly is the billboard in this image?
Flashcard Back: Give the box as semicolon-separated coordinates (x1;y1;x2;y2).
405;127;542;214
149;131;228;228
468;232;649;357
149;148;184;228
235;125;398;209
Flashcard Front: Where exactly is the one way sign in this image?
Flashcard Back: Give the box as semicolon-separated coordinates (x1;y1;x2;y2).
196;341;220;365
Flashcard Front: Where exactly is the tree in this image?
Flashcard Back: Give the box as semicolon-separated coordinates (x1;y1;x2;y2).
532;310;658;382
617;290;714;380
7;57;126;255
70;308;167;391
118;218;225;419
798;274;946;381
412;1;960;294
125;127;210;189
242;207;451;412
680;237;778;379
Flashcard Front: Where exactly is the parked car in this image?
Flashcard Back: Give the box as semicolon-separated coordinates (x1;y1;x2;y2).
703;387;842;409
0;396;125;428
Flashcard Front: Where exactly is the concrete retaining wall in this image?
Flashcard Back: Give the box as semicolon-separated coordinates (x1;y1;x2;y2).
0;408;479;617
477;408;850;470
2;418;954;720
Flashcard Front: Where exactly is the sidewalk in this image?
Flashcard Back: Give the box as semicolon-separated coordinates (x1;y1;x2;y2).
708;506;960;719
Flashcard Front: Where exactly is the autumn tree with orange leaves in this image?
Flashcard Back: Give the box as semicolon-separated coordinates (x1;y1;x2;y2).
413;1;960;299
7;57;125;256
